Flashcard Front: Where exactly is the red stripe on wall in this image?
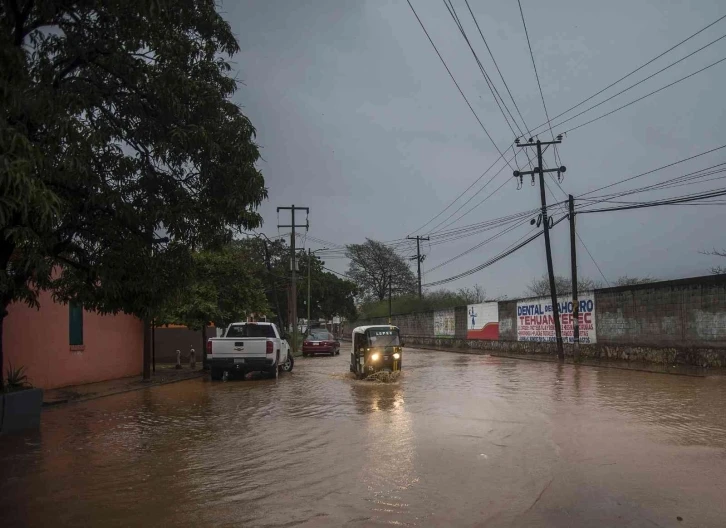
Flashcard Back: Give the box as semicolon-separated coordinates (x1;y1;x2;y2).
466;322;499;340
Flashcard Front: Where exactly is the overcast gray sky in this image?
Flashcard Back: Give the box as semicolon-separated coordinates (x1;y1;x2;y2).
223;0;726;299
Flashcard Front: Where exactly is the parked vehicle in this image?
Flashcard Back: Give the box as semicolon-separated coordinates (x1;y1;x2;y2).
350;325;403;379
302;330;340;357
206;322;293;380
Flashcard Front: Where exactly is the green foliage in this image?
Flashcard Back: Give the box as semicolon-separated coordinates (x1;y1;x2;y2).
1;1;267;323
156;244;268;330
359;289;472;319
346;239;417;302
3;363;32;393
236;237;358;326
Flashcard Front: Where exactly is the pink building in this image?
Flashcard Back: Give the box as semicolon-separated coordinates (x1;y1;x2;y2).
3;289;143;389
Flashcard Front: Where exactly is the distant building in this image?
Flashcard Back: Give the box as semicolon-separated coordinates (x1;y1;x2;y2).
3;289;143;389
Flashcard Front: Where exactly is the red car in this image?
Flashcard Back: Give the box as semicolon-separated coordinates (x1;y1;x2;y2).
302;330;340;357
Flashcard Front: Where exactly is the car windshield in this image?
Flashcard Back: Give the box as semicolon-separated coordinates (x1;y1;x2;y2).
366;328;400;347
225;324;275;338
309;331;330;340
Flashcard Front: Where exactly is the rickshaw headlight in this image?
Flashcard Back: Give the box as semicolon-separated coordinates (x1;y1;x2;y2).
370;352;380;361
393;352;400;360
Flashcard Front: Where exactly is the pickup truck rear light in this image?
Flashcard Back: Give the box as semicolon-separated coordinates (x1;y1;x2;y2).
206;340;212;355
266;340;273;354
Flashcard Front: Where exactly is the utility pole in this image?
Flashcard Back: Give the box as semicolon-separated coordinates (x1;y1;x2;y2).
568;194;579;361
306;247;328;334
277;205;309;356
514;137;567;361
307;249;311;335
388;273;392;324
407;235;430;298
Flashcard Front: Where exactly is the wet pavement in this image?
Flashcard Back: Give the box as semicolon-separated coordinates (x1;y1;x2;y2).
2;348;726;527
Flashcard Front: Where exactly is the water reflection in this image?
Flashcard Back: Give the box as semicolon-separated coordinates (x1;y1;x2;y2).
2;351;726;527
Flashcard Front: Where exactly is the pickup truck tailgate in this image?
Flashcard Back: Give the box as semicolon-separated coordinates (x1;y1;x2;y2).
211;338;269;358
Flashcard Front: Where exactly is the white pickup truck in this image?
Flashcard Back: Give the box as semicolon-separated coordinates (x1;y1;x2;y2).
206;322;293;380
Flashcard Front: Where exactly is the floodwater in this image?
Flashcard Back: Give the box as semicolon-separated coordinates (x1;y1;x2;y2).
2;349;726;527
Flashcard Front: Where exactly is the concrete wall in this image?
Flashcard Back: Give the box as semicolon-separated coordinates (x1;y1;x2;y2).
352;274;726;366
4;290;143;389
497;300;518;341
595;275;726;348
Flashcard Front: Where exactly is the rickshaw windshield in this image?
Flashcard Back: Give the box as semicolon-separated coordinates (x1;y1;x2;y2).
365;328;401;348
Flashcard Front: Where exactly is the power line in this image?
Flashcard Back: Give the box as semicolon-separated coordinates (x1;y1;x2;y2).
428;146;540;234
465;0;531;136
427;216;532;272
561;56;726;134
581;163;726;203
405;0;511;165
517;0;557;151
527;13;726;137
406;14;726;238
549;33;726;133
578;143;726;197
443;0;523;138
424;214;568;287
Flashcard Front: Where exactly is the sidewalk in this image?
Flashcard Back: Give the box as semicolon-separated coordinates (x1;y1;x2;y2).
43;364;206;405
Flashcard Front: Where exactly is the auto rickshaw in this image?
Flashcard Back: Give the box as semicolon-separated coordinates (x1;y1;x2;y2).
350;325;403;379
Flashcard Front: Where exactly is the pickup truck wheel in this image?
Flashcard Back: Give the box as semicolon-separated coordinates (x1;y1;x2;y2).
281;354;294;373
210;368;222;381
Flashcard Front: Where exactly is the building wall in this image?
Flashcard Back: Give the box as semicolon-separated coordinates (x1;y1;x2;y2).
3;290;143;389
153;326;217;363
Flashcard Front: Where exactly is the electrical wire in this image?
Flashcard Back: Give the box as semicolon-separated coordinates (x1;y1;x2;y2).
527;13;726;137
561;56;726;135
578;144;726;198
405;14;726;239
517;0;558;160
465;0;530;136
549;33;726;133
423;214;568;287
405;0;512;166
443;0;523;138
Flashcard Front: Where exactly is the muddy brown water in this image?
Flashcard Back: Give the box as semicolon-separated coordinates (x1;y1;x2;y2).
2;349;726;527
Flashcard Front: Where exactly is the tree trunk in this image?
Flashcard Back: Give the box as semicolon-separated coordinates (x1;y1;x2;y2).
0;307;6;386
201;325;208;370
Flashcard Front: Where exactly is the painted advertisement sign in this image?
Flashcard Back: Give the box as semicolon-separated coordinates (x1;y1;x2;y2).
467;303;499;340
434;309;455;337
517;293;597;344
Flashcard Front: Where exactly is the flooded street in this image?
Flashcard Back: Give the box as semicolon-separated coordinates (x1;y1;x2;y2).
2;349;726;527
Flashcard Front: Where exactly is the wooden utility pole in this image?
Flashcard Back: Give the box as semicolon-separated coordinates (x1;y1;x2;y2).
514;137;567;361
569;194;580;360
277;205;309;355
307;249;312;334
407;235;430;298
388;273;392;324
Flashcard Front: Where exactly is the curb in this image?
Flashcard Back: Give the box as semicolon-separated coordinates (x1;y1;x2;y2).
42;371;206;407
406;345;715;378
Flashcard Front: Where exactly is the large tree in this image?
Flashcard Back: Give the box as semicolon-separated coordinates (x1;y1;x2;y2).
1;1;267;378
157;245;269;332
345;239;417;302
317;272;357;323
